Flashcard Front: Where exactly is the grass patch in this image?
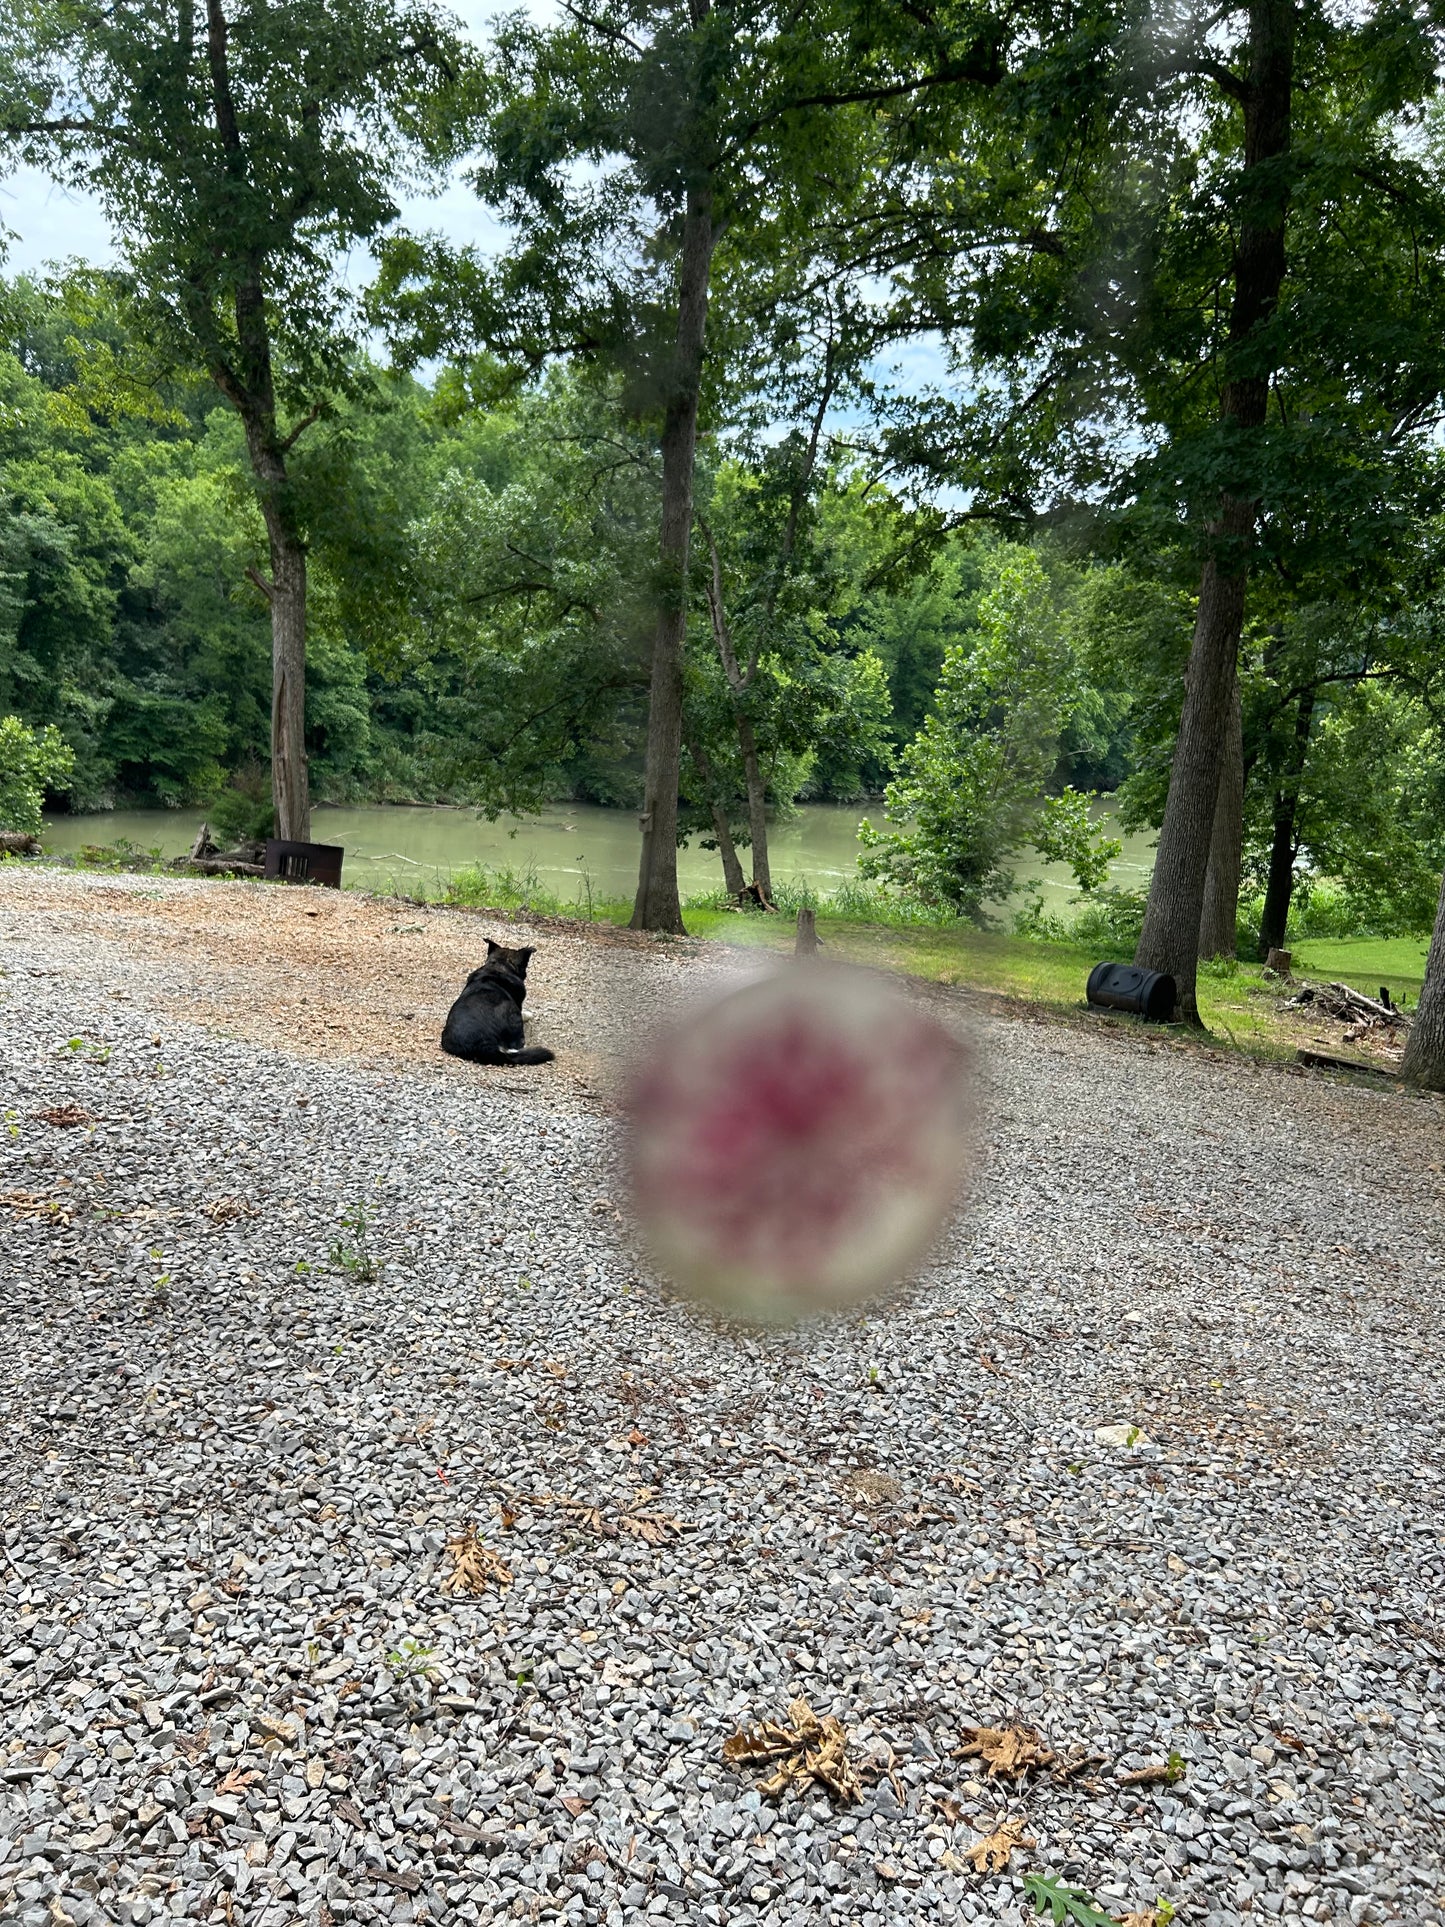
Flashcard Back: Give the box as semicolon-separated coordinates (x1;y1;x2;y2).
682;905;1302;1060
1290;936;1427;1003
436;860;632;924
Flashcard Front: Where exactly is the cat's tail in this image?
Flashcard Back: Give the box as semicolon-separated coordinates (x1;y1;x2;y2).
497;1045;555;1065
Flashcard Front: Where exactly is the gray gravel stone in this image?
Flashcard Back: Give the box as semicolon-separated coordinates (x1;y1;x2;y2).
1;869;1443;1927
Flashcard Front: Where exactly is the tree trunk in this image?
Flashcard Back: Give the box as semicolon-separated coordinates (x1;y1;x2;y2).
203;0;310;844
631;183;714;934
266;513;310;843
1401;864;1445;1090
736;712;772;901
685;734;745;896
1257;687;1314;958
1199;670;1244;958
1134;0;1294;1020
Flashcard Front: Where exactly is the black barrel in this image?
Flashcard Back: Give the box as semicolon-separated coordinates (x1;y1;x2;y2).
1086;961;1177;1021
264;838;344;889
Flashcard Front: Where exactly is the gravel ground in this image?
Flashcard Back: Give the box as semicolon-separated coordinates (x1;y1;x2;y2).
2;868;1444;1927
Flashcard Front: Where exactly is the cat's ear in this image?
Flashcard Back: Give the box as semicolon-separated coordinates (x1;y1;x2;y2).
485;938;499;954
519;946;535;964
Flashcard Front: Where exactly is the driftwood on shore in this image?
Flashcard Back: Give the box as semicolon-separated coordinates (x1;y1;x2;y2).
177;856;266;877
170;825;266;878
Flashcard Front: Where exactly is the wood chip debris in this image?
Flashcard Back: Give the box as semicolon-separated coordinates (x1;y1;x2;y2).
32;1104;97;1127
438;1523;512;1596
958;1814;1035;1872
956;1722;1058;1780
722;1698;861;1805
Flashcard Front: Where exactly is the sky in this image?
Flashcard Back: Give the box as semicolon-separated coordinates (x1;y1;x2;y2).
0;0;520;278
0;1;952;430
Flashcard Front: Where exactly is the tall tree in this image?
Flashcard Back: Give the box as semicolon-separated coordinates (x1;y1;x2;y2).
1;0;465;840
851;0;1445;1015
1132;0;1295;1014
374;0;1015;929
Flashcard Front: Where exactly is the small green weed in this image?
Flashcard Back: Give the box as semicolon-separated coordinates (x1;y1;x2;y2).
329;1199;381;1282
1020;1874;1119;1926
385;1637;439;1682
64;1036;112;1064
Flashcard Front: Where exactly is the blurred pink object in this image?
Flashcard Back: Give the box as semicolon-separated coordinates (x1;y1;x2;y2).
624;964;975;1324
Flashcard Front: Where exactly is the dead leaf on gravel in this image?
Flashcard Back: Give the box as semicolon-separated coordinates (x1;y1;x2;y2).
960;1815;1035;1873
956;1723;1058;1780
439;1522;511;1595
722;1698;861;1805
172;1728;210;1763
555;1497;605;1531
839;1469;903;1507
214;1768;260;1796
618;1511;686;1545
200;1196;251;1224
33;1104;96;1127
1117;1911;1170;1927
1;1189;74;1224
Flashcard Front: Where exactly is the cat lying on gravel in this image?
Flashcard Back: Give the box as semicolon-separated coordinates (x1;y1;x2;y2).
440;942;555;1065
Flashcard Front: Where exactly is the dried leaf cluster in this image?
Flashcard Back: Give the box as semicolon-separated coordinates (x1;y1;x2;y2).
201;1195;251;1224
524;1491;689;1544
722;1699;861;1805
957;1722;1058;1780
33;1104;96;1127
439;1523;512;1596
959;1814;1035;1872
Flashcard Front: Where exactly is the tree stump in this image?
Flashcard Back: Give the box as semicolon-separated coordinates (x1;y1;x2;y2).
795;906;818;957
1265;947;1292;977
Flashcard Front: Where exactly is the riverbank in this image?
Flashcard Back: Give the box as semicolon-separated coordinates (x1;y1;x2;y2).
2;866;1442;1927
37;798;1160;922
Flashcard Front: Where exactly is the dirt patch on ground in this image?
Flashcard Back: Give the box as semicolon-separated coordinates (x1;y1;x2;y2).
0;869;736;1110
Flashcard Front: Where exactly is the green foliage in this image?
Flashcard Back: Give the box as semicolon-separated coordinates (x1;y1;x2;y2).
207;764;275;848
858;547;1116;918
0;712;74;833
1019;1873;1120;1927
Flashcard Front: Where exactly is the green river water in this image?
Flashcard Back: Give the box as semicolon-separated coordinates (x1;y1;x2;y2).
39;800;1156;918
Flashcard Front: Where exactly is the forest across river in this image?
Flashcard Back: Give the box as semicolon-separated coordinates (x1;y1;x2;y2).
39;801;1157;917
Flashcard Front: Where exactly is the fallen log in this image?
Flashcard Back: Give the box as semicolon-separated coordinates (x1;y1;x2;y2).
1296;1048;1398;1079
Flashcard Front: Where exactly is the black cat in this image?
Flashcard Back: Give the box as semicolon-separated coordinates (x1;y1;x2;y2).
440;942;555;1065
